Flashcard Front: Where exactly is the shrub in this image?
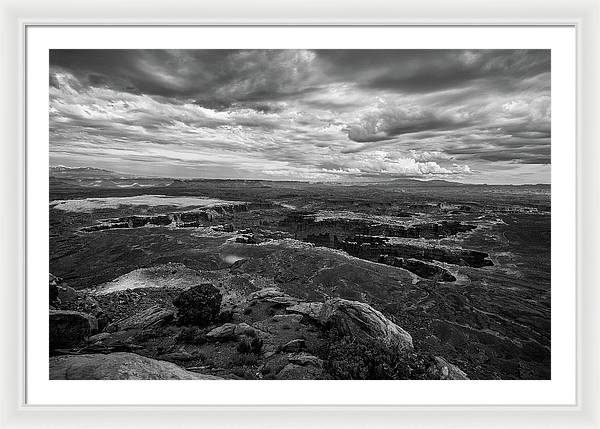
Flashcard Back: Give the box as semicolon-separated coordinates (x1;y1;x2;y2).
175;326;206;345
237;338;251;353
173;284;222;326
231;352;259;367
236;335;263;354
324;336;436;380
217;309;234;323
176;326;196;343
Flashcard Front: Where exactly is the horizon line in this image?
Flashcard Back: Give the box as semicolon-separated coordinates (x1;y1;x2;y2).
49;165;551;187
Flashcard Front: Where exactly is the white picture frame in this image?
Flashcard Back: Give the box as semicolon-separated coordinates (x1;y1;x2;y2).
1;0;599;427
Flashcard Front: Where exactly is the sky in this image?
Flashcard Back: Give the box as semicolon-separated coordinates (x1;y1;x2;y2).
49;49;551;184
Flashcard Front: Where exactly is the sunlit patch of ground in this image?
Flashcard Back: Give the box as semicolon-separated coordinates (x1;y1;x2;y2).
221;254;246;264
93;263;204;295
50;195;243;213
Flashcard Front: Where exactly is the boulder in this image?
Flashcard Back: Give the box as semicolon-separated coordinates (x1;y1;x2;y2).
288;352;324;368
286;302;324;321
247;288;286;301
280;338;306;353
265;296;299;306
49;352;221;380
276;363;324;380
428;356;469;380
105;305;174;332
206;322;257;341
158;351;195;362
247;287;299;306
319;298;413;352
56;284;78;304
87;332;111;344
206;323;236;340
260;354;290;377
49;310;98;350
271;314;303;324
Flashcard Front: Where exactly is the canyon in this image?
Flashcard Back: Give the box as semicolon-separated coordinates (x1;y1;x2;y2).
49;171;551;380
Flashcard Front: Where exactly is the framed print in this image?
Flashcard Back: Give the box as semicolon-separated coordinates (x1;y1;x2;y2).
1;0;599;428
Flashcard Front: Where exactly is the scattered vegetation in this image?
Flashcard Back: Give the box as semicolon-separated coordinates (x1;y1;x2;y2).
231;352;260;367
236;335;263;354
324;335;437;380
175;326;207;345
217;309;234;323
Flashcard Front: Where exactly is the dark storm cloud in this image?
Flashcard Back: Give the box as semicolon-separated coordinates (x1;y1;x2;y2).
49;49;551;183
50;49;549;100
50;49;321;103
344;105;476;143
315;49;550;93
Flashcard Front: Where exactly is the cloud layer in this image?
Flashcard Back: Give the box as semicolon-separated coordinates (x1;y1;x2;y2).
49;49;551;183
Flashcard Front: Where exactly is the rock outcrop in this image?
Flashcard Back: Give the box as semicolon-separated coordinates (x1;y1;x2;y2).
379;256;457;282
286;302;324;320
341;237;493;268
428;356;469;380
50;310;98;350
48;273;469;380
49;352;221;380
80;202;272;232
319;298;414;352
206;322;257;341
105;305;175;332
280;338;306;353
260;352;326;380
276;362;324;380
283;212;477;242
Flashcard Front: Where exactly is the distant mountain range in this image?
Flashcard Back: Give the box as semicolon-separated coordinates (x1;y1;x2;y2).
50;166;133;179
49;165;550;187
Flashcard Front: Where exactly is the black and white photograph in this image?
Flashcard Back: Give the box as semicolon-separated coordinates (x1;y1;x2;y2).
48;48;551;381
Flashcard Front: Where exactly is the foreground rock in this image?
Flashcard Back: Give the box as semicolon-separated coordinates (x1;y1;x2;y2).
276;363;323;380
49;310;98;350
260;352;326;380
319;298;413;352
206;322;257;341
286;302;324;320
48;271;467;379
105;305;174;332
428;356;469;380
49;352;222;380
247;287;299;306
50;273;79;305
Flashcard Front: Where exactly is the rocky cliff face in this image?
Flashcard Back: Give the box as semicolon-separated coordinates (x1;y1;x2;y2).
342;236;493;268
280;212;491;281
379;256;457;282
282;212;476;242
81;202;272;232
